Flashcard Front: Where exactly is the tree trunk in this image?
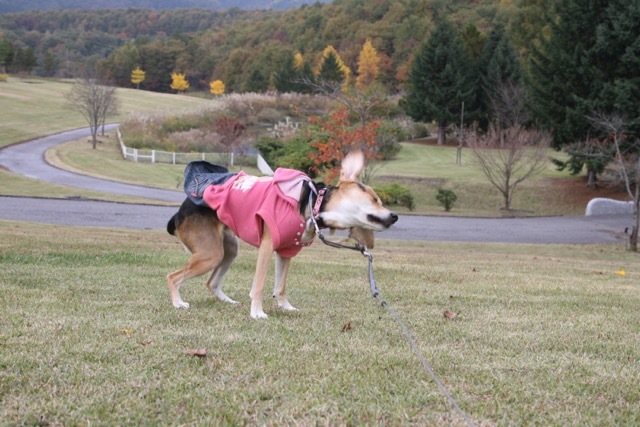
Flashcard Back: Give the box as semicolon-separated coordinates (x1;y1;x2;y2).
437;123;446;145
586;168;598;188
631;189;639;252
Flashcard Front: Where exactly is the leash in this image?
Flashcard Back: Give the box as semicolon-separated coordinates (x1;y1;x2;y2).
307;191;475;426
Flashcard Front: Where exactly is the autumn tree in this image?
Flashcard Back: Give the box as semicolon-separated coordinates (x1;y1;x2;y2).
131;67;145;89
170;72;189;93
356;38;380;90
210;79;225;96
309;108;381;183
467;124;551;211
65;79;119;149
318;45;351;86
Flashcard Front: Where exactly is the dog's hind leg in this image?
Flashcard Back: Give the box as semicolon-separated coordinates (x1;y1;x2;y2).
205;228;239;304
167;220;225;309
273;254;298;312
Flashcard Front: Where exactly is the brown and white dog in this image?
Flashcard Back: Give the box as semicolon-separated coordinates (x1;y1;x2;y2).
166;151;398;319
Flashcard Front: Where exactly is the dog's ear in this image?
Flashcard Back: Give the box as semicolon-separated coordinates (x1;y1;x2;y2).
349;226;375;249
340;150;364;181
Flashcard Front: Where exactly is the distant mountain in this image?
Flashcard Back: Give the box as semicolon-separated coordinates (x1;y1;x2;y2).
0;0;331;14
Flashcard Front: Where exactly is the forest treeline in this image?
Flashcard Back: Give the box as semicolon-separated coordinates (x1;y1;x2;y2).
0;0;549;93
0;0;330;14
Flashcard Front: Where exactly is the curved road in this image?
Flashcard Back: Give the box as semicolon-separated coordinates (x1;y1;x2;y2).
0;128;632;244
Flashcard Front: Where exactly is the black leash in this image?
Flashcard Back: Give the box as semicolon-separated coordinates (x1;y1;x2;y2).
307;191;475;426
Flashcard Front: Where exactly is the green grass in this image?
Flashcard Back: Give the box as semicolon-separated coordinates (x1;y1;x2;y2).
0;77;210;148
1;221;639;425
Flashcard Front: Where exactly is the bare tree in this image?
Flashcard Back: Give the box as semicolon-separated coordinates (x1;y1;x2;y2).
66;79;119;149
467;124;551;211
588;113;640;251
489;82;530;128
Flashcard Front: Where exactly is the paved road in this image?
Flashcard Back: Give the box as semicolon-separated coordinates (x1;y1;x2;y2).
0;128;633;244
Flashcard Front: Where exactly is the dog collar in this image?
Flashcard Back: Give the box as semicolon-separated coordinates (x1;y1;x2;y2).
312;188;326;218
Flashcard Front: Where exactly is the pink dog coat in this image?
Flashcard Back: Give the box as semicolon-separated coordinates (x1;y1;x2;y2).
202;168;313;258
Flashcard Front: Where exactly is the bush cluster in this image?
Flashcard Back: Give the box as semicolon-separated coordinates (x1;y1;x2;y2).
373;183;415;211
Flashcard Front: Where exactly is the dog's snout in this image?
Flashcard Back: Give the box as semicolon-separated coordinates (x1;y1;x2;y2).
389;213;399;224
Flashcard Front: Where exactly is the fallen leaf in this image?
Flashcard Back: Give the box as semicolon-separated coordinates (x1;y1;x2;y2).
443;310;458;319
183;348;207;357
120;329;135;335
140;341;153;346
341;322;352;332
615;270;625;276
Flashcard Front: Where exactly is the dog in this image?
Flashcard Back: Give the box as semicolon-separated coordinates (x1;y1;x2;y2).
166;150;398;319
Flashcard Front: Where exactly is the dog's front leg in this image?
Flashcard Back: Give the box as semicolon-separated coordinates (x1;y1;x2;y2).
249;225;274;319
274;254;298;312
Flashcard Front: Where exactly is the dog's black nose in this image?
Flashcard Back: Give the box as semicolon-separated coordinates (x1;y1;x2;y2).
389;213;399;224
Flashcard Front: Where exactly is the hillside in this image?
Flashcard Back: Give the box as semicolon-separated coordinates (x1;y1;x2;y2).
0;0;331;14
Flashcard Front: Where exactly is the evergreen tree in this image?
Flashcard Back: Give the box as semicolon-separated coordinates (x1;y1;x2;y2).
593;0;640;135
273;52;297;93
245;68;268;93
528;0;638;185
478;23;522;127
402;20;477;145
527;0;609;149
318;50;344;84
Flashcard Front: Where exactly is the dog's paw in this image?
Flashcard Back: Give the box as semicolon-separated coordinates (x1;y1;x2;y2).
276;299;299;312
250;311;268;320
215;290;239;304
173;300;190;309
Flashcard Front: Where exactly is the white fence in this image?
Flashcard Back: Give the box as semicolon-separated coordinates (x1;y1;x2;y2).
116;128;274;175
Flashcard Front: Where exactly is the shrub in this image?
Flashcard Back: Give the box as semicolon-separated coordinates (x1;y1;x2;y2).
373;183;415;210
376;121;406;160
436;188;457;211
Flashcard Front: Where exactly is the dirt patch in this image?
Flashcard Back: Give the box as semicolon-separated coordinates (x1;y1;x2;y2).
544;177;628;214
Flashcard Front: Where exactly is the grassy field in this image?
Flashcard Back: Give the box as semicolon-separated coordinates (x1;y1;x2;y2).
0;77;210;148
1;222;638;425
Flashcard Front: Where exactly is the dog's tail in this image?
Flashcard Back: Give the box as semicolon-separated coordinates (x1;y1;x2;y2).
167;214;177;236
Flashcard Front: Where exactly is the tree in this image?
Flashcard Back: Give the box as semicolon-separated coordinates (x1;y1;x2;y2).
318;45;350;86
170;72;189;93
130;67;145;89
588;113;640;251
467;124;551;211
65;79;119;149
356;38;380;90
528;0;639;187
403;20;478;145
477;23;522;128
210;79;225;96
308;108;381;183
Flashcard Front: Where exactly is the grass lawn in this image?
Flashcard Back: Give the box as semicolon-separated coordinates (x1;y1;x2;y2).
1;221;639;425
0;77;210;148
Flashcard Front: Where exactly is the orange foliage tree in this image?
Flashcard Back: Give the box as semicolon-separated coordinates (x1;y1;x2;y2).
308;107;381;182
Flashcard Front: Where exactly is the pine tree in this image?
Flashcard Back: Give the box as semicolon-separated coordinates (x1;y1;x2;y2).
478;23;522;127
403;20;477;145
528;0;610;148
527;0;638;186
318;45;350;86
